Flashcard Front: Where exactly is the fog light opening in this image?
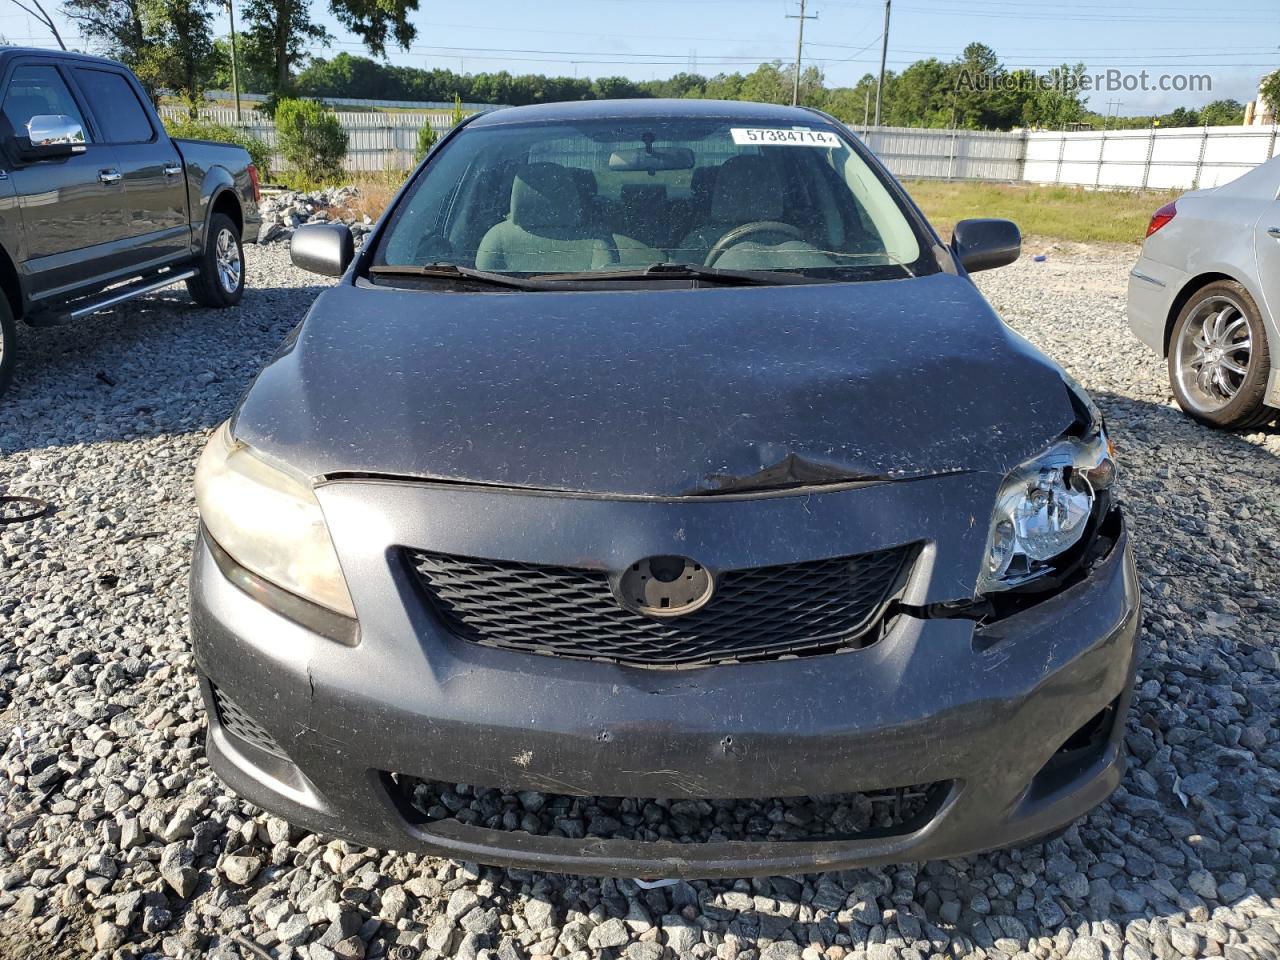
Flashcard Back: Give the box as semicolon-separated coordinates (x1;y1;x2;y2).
1056;701;1117;755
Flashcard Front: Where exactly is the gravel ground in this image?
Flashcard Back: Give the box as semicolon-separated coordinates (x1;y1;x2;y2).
2;241;1279;960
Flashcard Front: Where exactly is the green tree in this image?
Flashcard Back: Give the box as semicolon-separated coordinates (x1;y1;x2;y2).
241;0;331;97
886;59;952;127
1160;106;1201;128
61;0;146;76
414;122;437;163
738;61;791;105
275;97;348;182
242;0;419;97
63;0;218;107
1260;70;1280;118
1198;99;1245;126
136;0;217;115
1020;64;1087;129
209;36;275;94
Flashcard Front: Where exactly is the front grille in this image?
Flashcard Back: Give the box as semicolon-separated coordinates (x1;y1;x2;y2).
387;774;948;844
409;545;913;667
210;684;286;758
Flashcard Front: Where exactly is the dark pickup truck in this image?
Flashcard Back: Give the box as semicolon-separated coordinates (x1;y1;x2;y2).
0;47;261;395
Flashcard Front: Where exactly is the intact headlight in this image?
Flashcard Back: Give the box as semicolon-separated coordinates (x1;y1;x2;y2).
979;431;1116;595
194;422;356;618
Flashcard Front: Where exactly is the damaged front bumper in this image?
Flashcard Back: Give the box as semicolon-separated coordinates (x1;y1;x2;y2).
190;477;1139;879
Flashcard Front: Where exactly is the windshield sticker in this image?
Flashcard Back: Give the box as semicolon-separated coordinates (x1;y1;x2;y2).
730;127;841;147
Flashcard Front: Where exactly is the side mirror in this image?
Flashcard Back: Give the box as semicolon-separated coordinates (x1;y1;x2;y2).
951;218;1021;273
17;114;86;160
290;223;354;277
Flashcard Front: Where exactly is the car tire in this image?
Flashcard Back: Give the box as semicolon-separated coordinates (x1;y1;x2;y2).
0;296;15;398
187;213;245;308
1168;279;1274;429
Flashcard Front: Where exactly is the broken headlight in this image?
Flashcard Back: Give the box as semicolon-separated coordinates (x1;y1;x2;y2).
978;431;1115;595
195;421;356;618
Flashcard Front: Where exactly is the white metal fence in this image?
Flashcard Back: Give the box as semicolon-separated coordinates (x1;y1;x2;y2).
158;106;455;173
855;126;1025;181
160;105;1280;189
858;123;1279;191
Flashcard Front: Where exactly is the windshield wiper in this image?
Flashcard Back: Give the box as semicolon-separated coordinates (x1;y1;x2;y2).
368;262;546;290
531;262;819;285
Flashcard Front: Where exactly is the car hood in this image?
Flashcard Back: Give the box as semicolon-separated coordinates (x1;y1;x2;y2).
233;273;1089;498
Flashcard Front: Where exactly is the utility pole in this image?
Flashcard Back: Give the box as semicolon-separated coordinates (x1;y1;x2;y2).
863;87;870;129
786;0;817;107
226;0;242;123
874;0;891;126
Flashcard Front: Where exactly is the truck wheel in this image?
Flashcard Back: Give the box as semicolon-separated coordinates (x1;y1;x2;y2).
188;213;245;308
1168;280;1274;429
0;297;15;397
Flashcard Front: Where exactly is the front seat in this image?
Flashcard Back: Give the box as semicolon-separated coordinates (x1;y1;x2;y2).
676;155;790;262
475;163;617;273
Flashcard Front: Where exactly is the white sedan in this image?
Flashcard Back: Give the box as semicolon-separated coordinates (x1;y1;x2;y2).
1127;155;1279;429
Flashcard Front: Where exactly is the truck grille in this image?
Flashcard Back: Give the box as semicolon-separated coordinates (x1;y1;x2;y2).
408;545;913;667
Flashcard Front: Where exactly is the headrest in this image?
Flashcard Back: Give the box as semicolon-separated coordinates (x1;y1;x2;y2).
511;163;584;229
569;166;597;198
690;165;718;201
710;155;785;222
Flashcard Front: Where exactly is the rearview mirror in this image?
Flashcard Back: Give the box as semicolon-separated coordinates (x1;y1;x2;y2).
291;223;354;277
608;147;695;172
17;114;86;160
951;218;1021;273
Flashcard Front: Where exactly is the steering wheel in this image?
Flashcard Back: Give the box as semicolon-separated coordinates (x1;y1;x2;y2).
704;221;806;267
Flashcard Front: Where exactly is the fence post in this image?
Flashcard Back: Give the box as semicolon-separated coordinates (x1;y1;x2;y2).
1141;124;1156;190
1192;123;1209;190
1053;129;1067;185
1093;131;1105;189
1270;122;1278;160
948;125;958;179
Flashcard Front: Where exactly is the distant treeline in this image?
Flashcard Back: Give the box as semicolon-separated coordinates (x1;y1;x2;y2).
291;47;1247;132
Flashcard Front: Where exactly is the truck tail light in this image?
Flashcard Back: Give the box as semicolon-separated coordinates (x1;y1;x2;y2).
1145;201;1176;238
248;164;261;204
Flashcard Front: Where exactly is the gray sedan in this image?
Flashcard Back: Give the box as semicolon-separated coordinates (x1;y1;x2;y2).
192;99;1138;878
1127;155;1279;428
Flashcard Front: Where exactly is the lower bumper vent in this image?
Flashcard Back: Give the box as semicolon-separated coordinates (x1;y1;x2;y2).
387;774;948;844
210;684;286;758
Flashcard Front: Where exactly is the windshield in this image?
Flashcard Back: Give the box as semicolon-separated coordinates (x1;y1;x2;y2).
372;116;935;285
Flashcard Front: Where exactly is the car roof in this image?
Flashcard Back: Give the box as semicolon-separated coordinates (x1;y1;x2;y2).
0;45;132;70
467;98;830;128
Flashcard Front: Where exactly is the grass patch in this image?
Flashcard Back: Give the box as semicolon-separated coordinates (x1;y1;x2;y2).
903;180;1180;245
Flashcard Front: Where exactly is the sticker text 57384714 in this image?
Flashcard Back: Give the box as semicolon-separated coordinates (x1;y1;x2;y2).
730;128;842;147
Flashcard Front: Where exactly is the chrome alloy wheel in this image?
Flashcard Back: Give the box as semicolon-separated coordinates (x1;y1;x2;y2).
215;228;242;294
1172;295;1253;414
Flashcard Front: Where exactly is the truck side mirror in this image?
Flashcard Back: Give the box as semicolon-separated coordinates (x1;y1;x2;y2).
291;223;355;277
17;114;87;160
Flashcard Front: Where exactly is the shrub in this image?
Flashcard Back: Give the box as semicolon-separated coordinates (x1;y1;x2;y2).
450;93;465;127
274;98;349;184
164;118;272;180
414;123;438;164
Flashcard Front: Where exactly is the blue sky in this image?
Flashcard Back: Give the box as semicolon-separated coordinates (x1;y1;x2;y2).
2;0;1275;115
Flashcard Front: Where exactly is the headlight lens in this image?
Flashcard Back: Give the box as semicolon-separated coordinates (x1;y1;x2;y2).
979;432;1115;594
195;422;356;618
